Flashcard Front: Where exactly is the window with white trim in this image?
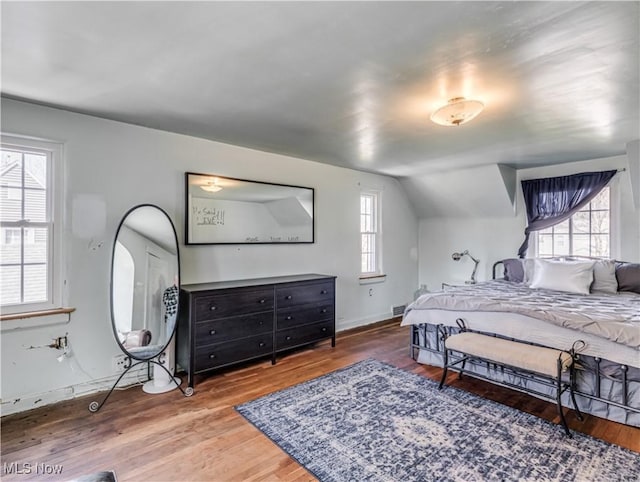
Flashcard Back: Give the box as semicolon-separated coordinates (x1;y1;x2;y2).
1;137;63;313
360;191;382;276
536;187;611;258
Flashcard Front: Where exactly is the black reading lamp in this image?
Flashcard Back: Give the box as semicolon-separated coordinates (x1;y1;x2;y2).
452;250;480;284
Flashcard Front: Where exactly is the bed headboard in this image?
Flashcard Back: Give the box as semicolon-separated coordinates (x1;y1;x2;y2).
493;257;640;294
492;256;616;280
492;260;505;280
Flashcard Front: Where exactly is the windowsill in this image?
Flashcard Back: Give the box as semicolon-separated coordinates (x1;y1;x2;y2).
359;274;387;285
0;307;76;321
0;307;75;331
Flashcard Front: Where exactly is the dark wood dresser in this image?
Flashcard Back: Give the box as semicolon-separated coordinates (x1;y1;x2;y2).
177;274;336;388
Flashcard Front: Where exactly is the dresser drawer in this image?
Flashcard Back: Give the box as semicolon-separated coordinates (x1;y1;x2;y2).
194;287;273;321
195;334;273;371
276;320;334;351
195;312;273;346
179;274;336;389
276;280;334;309
276;303;333;330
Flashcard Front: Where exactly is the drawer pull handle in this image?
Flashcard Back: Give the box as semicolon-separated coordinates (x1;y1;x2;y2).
209;330;216;335
259;321;264;325
259;342;265;347
286;316;293;320
285;295;292;300
321;290;328;294
286;336;292;341
209;354;216;359
259;299;266;304
210;306;217;311
321;309;327;313
321;327;328;332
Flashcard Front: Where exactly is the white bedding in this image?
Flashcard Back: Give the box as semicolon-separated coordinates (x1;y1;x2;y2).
401;280;640;368
402;308;640;368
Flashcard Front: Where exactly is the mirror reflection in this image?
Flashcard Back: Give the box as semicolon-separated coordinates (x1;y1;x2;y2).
111;205;180;360
185;172;314;244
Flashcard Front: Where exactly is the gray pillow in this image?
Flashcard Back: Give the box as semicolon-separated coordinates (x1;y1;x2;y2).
591;259;618;293
615;262;640;294
503;258;524;283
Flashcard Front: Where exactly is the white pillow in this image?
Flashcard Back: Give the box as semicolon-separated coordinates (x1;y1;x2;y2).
591;259;618;293
529;259;595;295
523;258;536;286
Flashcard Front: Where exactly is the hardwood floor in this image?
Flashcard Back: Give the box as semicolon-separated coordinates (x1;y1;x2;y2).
1;319;638;481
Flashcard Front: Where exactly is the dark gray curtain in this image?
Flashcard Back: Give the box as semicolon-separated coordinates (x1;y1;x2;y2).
517;170;617;258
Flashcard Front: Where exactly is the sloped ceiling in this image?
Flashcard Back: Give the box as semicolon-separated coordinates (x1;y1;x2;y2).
1;1;638;216
401;164;517;218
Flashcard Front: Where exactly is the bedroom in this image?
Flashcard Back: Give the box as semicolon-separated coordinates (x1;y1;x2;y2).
1;1;639;481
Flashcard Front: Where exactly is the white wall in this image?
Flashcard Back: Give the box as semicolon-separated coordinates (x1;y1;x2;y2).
0;98;418;414
418;155;639;290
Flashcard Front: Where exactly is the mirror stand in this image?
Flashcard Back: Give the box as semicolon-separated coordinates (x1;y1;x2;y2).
89;204;194;413
89;356;193;412
142;348;182;394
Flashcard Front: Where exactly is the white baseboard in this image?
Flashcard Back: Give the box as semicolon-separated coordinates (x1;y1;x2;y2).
1;364;148;417
337;311;393;332
2;316;398;416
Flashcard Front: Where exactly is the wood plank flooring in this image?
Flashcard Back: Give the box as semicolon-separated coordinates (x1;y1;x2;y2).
1;319;638;481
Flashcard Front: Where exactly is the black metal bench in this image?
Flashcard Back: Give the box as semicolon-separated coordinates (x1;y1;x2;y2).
438;328;584;436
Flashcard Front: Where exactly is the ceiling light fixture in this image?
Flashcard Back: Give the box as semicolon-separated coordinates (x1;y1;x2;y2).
431;97;485;127
200;178;223;193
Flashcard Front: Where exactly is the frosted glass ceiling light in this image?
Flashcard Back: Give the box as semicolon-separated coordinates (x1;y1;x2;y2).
201;178;223;193
431;97;485;126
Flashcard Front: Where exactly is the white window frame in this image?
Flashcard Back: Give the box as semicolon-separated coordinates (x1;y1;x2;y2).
534;180;619;259
1;134;65;315
360;190;383;278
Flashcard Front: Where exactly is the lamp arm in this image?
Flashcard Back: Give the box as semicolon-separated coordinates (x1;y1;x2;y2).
465;252;479;264
462;252;480;284
453;251;480;284
469;258;479;284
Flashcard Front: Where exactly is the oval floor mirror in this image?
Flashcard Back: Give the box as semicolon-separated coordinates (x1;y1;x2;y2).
90;204;193;412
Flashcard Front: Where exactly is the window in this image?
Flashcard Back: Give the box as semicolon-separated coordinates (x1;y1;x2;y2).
1;136;63;313
536;187;610;258
4;228;35;245
360;191;382;276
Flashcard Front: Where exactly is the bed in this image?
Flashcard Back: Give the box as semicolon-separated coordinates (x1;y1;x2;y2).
401;258;640;427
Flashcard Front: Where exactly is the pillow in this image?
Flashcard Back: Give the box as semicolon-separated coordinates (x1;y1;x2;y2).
523;256;571;286
615;262;640;294
529;259;595;294
502;258;524;282
523;258;536;285
591;259;618;293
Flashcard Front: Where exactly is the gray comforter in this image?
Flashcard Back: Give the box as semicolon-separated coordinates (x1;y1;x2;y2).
405;280;640;349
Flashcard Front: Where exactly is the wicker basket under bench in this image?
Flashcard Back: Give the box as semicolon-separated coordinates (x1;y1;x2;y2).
438;327;584;436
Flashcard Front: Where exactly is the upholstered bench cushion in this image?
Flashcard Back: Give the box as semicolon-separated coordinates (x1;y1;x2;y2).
445;332;573;378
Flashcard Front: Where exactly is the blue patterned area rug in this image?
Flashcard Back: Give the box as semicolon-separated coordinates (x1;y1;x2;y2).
236;359;640;482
